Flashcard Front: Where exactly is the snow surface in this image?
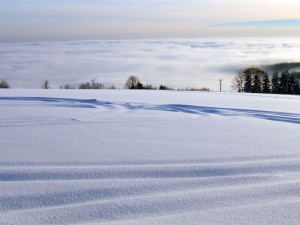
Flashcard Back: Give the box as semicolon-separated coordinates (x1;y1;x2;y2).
0;89;300;225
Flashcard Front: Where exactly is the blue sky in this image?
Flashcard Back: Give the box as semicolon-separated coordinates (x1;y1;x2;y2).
1;0;300;41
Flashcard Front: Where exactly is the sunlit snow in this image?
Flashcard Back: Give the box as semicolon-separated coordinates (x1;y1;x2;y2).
0;89;300;225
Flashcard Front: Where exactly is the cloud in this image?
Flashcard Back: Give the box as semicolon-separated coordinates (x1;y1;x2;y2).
212;19;300;27
1;38;300;91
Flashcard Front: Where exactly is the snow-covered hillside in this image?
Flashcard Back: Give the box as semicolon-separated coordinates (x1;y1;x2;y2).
0;89;300;224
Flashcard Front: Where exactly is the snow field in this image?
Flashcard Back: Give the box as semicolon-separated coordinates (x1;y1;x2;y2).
0;89;300;224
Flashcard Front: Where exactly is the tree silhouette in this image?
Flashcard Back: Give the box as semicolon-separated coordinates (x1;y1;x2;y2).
271;71;280;94
231;72;244;92
0;80;10;88
262;72;271;93
41;80;50;89
252;74;262;93
125;76;140;89
279;71;289;94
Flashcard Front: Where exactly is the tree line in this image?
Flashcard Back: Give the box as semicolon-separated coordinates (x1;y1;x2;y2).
39;76;209;91
232;67;300;95
262;62;300;80
124;76;211;91
2;70;299;94
125;76;173;90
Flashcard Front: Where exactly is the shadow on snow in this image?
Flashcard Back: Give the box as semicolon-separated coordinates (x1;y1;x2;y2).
1;97;300;124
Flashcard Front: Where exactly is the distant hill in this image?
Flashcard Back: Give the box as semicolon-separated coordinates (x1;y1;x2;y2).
260;62;300;80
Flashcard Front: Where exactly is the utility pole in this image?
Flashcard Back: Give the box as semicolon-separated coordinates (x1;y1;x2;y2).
91;79;95;88
219;79;223;92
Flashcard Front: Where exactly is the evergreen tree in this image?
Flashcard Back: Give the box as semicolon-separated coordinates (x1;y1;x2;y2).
242;67;265;93
244;73;252;93
288;72;297;94
295;80;300;95
262;72;271;93
279;70;289;94
252;74;261;93
271;71;280;94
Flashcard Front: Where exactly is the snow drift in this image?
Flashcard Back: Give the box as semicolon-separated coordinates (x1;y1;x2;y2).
0;89;299;224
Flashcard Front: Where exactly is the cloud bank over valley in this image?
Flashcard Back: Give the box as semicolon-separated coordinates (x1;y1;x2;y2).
1;38;300;91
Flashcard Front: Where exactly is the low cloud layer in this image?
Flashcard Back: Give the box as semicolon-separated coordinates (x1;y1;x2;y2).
213;19;300;27
1;38;300;91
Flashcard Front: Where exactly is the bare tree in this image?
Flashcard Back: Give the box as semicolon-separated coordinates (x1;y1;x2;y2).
184;87;210;91
125;76;140;89
231;72;244;92
107;85;116;89
92;82;104;89
41;80;50;89
60;84;75;89
79;80;104;89
0;80;10;88
159;85;173;90
79;82;91;89
143;84;157;90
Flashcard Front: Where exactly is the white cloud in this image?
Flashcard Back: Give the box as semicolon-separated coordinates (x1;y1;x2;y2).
1;38;300;91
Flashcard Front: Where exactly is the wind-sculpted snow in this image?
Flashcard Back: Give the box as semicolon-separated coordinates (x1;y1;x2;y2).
0;90;300;224
1;160;300;225
1;96;300;125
